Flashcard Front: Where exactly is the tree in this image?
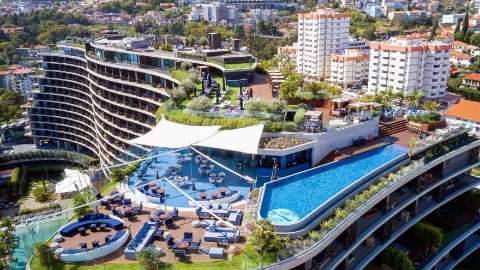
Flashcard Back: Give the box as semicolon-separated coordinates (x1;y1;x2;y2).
469;32;480;46
410;222;443;256
234;25;245;40
137;248;164;270
180;78;197;98
462;10;469;36
406;90;423;108
429;18;438;41
279;76;300;100
73;192;92;217
160;43;173;52
167;87;187;107
248;220;287;268
423;100;439;113
187;96;212;112
0;217;16;268
363;25;377;41
199;36;208;48
109;168;125;183
34;241;56;267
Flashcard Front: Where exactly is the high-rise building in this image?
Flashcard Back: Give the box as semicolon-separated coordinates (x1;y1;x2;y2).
367;38;451;98
330;49;369;87
296;9;350;80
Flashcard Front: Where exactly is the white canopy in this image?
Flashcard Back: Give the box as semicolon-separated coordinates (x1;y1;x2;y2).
55;169;91;194
194;124;264;154
129;118;221;148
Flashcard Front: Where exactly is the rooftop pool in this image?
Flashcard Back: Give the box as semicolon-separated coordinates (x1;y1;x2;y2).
259;144;407;229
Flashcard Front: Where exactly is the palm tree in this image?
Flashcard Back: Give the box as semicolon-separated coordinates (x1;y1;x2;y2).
407;89;424;109
423;100;439;113
248;220;287;268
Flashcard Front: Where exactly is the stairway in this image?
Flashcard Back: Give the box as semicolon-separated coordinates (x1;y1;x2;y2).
379;118;407;137
317;150;339;165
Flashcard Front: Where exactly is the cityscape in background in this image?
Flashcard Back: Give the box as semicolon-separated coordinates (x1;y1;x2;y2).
0;0;480;270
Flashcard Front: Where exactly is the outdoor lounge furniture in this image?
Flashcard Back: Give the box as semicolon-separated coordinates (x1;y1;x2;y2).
154;229;164;240
131;203;143;215
183;232;193;242
192;219;217;229
124;222;157;260
189;240;201;253
208;247;224;259
203;225;240;243
227;212;243;225
60;214;124;237
171;207;179;220
174;249;187;258
166;236;176;249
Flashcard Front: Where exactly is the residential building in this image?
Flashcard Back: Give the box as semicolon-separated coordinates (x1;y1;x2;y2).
387;10;428;22
368;38;451;98
221;0;287;10
441;13;465;25
330;49;369;87
277;44;297;62
0;65;34;98
381;0;408;17
250;9;278;21
469;15;480;32
462;73;480;88
450;50;474;67
366;5;383;17
340;0;358;8
446;99;480;126
347;36;370;51
296;9;351;80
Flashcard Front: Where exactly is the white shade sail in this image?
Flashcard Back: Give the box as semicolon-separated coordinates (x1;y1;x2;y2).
194;124;264;154
55;169;91;194
129;118;221;148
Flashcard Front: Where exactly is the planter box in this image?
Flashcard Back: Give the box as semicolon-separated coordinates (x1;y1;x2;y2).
407;119;446;133
288;98;325;107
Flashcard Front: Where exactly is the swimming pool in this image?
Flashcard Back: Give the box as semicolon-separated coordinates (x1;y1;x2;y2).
11;213;70;270
259;145;407;229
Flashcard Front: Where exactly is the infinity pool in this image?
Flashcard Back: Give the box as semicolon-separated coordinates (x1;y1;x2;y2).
259;145;407;226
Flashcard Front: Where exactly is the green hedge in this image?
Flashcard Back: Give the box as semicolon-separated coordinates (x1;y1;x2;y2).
381;247;416;270
410;222;444;250
20;203;61;216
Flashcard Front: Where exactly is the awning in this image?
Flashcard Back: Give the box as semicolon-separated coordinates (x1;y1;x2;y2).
55;169;91;194
129;118;221;148
194;124;264;154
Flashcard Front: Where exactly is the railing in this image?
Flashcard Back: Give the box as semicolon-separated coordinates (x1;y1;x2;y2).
0;150;97;168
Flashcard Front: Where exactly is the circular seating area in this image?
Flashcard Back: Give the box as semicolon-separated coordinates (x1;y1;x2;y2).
55;213;129;262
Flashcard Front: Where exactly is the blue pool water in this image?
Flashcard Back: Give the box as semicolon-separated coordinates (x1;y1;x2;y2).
11;213;70;270
260;145;407;226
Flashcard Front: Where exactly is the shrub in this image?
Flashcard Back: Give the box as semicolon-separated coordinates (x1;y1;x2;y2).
410;222;443;251
73;192;92;217
166;87;187;107
264;121;284;132
381;247;415;270
180;61;193;70
266;99;287;114
294;109;306;125
180;78;197;97
294;90;315;101
187;96;213;112
137;248;164;270
245;98;268;112
160;44;173;52
109;168;125;183
9;167;20;196
20;203;61;216
32;183;53;203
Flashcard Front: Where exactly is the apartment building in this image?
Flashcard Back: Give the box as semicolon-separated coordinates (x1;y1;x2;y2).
368;38;451;98
0;65;34;98
190;2;238;23
296;9;350;80
330;49;369;87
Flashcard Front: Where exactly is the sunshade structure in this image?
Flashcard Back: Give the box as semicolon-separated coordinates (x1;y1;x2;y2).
129;118;221;148
55;169;91;194
194;124;264;154
130;118;264;154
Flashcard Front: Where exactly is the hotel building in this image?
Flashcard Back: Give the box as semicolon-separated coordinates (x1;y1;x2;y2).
296;9;350;80
367;38;451;98
25;37;256;168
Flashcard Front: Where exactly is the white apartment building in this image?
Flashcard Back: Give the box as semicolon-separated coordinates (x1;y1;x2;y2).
330;49;369;87
368;38;451;98
296;9;350;80
0;65;34;98
190;2;229;23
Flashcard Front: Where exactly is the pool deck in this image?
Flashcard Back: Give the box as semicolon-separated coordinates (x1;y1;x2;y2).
57;205;249;264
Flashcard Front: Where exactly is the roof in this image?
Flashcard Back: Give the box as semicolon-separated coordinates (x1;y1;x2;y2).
463;73;480;81
446;99;480;123
451;41;469;47
450;50;473;60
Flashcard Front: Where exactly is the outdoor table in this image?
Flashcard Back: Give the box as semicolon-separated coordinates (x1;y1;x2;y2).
49;242;59;249
159;188;165;195
92;240;99;248
100;223;107;231
79;242;87;249
200;192;207;199
150;186;158;192
78;227;86;235
89;223;97;231
159;213;170;220
54;248;64;256
176;241;190;249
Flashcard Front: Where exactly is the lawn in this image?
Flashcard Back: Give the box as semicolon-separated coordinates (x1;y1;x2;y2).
29;244;276;270
224;62;255;70
170;69;192;82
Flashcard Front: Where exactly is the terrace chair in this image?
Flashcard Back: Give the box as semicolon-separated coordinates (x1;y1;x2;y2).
154;229;164;240
132;203;142;215
189;240;201;253
174;249;187;258
183;232;193;243
171;207;179;220
123;198;132;208
164;218;174;229
166;236;176;249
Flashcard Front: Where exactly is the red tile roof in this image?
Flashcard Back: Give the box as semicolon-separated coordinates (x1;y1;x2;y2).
464;73;480;81
446;99;480;123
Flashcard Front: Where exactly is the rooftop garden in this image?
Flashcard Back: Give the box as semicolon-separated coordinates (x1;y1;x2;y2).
259;136;309;150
